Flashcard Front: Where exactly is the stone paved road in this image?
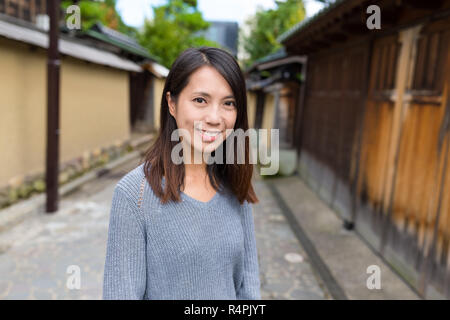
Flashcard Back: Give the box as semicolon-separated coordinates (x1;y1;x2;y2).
252;173;330;300
0;159;329;300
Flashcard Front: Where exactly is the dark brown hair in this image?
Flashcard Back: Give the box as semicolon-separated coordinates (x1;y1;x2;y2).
142;46;258;205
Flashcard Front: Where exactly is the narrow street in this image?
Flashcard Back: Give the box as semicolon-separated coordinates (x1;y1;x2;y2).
1;0;449;301
0;158;330;300
0;156;420;300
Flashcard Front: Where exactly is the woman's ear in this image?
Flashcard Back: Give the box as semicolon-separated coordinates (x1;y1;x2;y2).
167;92;176;118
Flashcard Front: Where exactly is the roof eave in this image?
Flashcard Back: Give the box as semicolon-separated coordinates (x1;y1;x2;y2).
278;0;349;44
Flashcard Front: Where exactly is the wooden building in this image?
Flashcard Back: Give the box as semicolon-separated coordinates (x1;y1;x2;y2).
279;0;450;298
246;49;306;175
0;0;47;23
246;49;306;149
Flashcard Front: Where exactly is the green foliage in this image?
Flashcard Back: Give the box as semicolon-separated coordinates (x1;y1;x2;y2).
61;0;138;38
137;0;220;68
295;72;304;82
260;70;271;78
241;0;306;68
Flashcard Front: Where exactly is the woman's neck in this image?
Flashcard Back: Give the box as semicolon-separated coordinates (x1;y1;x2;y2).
184;162;207;179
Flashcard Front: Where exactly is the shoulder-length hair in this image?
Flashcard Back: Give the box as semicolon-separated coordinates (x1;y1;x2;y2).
142;46;258;205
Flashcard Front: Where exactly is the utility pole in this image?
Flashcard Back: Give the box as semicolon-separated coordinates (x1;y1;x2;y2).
46;0;61;213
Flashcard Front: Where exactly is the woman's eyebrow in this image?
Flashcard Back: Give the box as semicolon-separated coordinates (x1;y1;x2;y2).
192;92;235;99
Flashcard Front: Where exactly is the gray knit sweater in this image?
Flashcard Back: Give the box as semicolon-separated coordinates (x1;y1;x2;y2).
102;162;261;300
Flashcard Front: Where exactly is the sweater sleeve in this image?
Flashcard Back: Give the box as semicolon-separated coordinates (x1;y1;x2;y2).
103;185;147;300
236;201;261;300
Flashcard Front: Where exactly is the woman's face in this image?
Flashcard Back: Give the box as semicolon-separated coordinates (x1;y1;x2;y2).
167;65;238;160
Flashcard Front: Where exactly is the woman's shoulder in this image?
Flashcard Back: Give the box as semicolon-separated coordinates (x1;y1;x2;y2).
116;162;145;188
114;162;163;210
114;162;147;205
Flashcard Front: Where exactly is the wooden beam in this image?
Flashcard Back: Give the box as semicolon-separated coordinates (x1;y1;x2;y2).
324;32;348;42
405;0;444;10
381;5;402;26
45;0;61;213
339;6;366;34
379;24;423;255
310;39;330;48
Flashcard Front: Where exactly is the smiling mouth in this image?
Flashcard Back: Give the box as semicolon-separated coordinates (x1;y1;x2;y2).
196;128;222;135
196;129;222;142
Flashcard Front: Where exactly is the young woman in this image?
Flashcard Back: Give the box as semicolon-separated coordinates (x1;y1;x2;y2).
103;47;261;300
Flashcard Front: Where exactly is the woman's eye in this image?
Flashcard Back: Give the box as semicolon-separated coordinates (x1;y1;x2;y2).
225;101;236;107
194;98;206;104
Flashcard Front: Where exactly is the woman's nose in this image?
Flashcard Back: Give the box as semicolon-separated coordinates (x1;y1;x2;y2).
205;104;222;124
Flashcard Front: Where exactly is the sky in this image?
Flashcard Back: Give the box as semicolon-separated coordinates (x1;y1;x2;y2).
116;0;326;29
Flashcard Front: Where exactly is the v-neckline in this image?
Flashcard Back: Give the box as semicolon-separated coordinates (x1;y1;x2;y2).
161;175;223;206
180;189;220;206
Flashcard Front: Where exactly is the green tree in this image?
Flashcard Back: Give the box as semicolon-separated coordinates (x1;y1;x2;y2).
241;0;306;68
137;0;219;68
61;0;138;38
